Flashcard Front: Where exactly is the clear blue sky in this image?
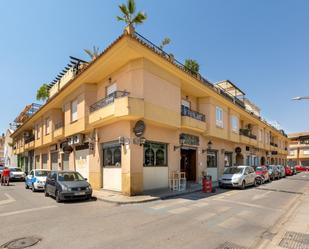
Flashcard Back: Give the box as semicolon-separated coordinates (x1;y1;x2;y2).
0;0;308;134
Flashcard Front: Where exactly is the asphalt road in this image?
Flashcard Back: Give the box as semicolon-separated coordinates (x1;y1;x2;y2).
0;172;308;249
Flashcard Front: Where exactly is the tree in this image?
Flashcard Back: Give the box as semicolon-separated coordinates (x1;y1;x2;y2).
116;0;147;30
36;83;49;102
184;59;200;75
84;46;100;61
159;37;171;50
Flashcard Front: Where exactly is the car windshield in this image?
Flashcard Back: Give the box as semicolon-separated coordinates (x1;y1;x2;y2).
10;168;22;172
35;170;49;177
255;167;263;171
224;167;243;174
58;172;84;182
0;166;4;170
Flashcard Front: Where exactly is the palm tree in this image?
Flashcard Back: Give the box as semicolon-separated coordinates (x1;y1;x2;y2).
36;83;49;102
117;0;147;34
159;37;171;50
84;46;100;61
184;59;200;75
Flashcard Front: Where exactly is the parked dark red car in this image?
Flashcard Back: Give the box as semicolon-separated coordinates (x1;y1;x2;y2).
295;165;309;172
284;166;293;176
254;166;271;183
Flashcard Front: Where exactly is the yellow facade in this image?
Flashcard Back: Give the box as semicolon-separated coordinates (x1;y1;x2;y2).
11;32;289;195
287;132;309;166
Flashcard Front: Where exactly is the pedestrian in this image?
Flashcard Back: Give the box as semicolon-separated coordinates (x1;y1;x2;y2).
1;167;10;186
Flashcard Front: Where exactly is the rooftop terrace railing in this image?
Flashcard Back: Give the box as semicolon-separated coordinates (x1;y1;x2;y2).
181;105;205;122
89;91;129;113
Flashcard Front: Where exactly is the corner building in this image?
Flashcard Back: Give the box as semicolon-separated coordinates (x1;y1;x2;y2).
12;32;289;195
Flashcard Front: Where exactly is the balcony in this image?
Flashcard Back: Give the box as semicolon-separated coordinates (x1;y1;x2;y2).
90;91;129;113
181;106;206;132
239;128;257;145
53;122;64;139
24;135;35;151
89;92;144;127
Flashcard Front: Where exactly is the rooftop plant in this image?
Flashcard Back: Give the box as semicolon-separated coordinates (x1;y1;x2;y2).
84;46;100;61
117;0;147;31
184;59;200;75
36;83;49;102
159;37;171;50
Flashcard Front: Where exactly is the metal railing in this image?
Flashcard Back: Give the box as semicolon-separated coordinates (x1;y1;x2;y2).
270;142;278;147
181;105;205;122
25;135;35;144
90;91;129;113
54;121;64;130
239;129;257;140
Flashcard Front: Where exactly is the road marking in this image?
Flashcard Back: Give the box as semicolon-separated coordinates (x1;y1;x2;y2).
0;193;15;206
168;207;190;214
252;191;271;201
215;198;281;211
150;199;192;210
0;205;57;217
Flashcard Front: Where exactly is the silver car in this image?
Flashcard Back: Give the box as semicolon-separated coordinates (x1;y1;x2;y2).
276;165;286;178
219;166;257;189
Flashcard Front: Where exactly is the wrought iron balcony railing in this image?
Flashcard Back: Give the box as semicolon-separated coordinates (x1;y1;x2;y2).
90;91;129;113
181;105;205;122
239;128;257;140
54;121;64;130
25;135;35;144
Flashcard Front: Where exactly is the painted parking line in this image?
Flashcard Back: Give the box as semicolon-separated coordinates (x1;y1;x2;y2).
214;198;281;211
0;193;15;206
0;205;57;217
150;199;192;210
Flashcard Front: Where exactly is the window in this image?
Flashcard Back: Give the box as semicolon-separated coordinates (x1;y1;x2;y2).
106;83;117;96
259;129;263;141
224;152;233;167
289;150;295;156
303;149;309;155
144;141;168;166
71;99;78;122
207;150;218;168
45;118;50;135
35;124;40;139
231;116;238;133
102;142;121;167
216;107;223;128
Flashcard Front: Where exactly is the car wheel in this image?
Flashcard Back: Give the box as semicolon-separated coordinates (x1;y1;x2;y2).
240;181;246;190
55;191;61;203
32;184;36;192
44;188;49;197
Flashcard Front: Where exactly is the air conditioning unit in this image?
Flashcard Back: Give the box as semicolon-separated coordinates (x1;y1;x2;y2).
67;137;74;146
73;134;84;145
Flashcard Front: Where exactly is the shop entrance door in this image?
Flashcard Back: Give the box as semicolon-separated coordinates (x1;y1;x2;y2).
180;148;196;181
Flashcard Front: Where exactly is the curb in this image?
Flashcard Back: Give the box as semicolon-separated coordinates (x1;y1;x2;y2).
94;187;203;205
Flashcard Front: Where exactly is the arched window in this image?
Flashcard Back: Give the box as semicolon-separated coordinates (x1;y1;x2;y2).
102;141;121;167
143;142;167;166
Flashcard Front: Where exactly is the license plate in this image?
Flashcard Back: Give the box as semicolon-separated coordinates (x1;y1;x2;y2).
74;191;85;196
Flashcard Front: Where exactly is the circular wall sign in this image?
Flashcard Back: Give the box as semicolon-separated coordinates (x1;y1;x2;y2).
235;147;242;154
133;120;145;137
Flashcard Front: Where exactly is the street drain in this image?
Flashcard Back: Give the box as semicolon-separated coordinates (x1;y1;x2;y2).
0;237;41;249
279;231;309;249
216;241;248;249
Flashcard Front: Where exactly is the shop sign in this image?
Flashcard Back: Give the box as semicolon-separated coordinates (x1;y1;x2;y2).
133;120;145;137
180;133;199;146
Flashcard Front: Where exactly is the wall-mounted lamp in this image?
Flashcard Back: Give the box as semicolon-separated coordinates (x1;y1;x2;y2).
174;134;186;151
202;140;213;153
118;136;130;146
133;137;146;146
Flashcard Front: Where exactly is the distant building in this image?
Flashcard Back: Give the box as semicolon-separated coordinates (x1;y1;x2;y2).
287;132;309;166
4;129;17;167
0;133;4;166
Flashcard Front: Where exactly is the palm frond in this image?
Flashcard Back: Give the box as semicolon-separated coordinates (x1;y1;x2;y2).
132;12;147;25
128;0;136;14
84;49;93;59
118;4;129;16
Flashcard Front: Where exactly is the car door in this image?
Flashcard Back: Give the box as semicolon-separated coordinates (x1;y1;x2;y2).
244;167;250;185
49;172;57;196
27;171;33;186
249;167;256;184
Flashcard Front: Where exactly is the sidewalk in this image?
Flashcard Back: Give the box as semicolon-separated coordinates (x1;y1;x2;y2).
93;183;203;204
257;181;309;249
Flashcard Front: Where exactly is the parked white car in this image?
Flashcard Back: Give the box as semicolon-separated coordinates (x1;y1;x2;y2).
219;166;257;189
25;169;50;192
9;167;26;181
